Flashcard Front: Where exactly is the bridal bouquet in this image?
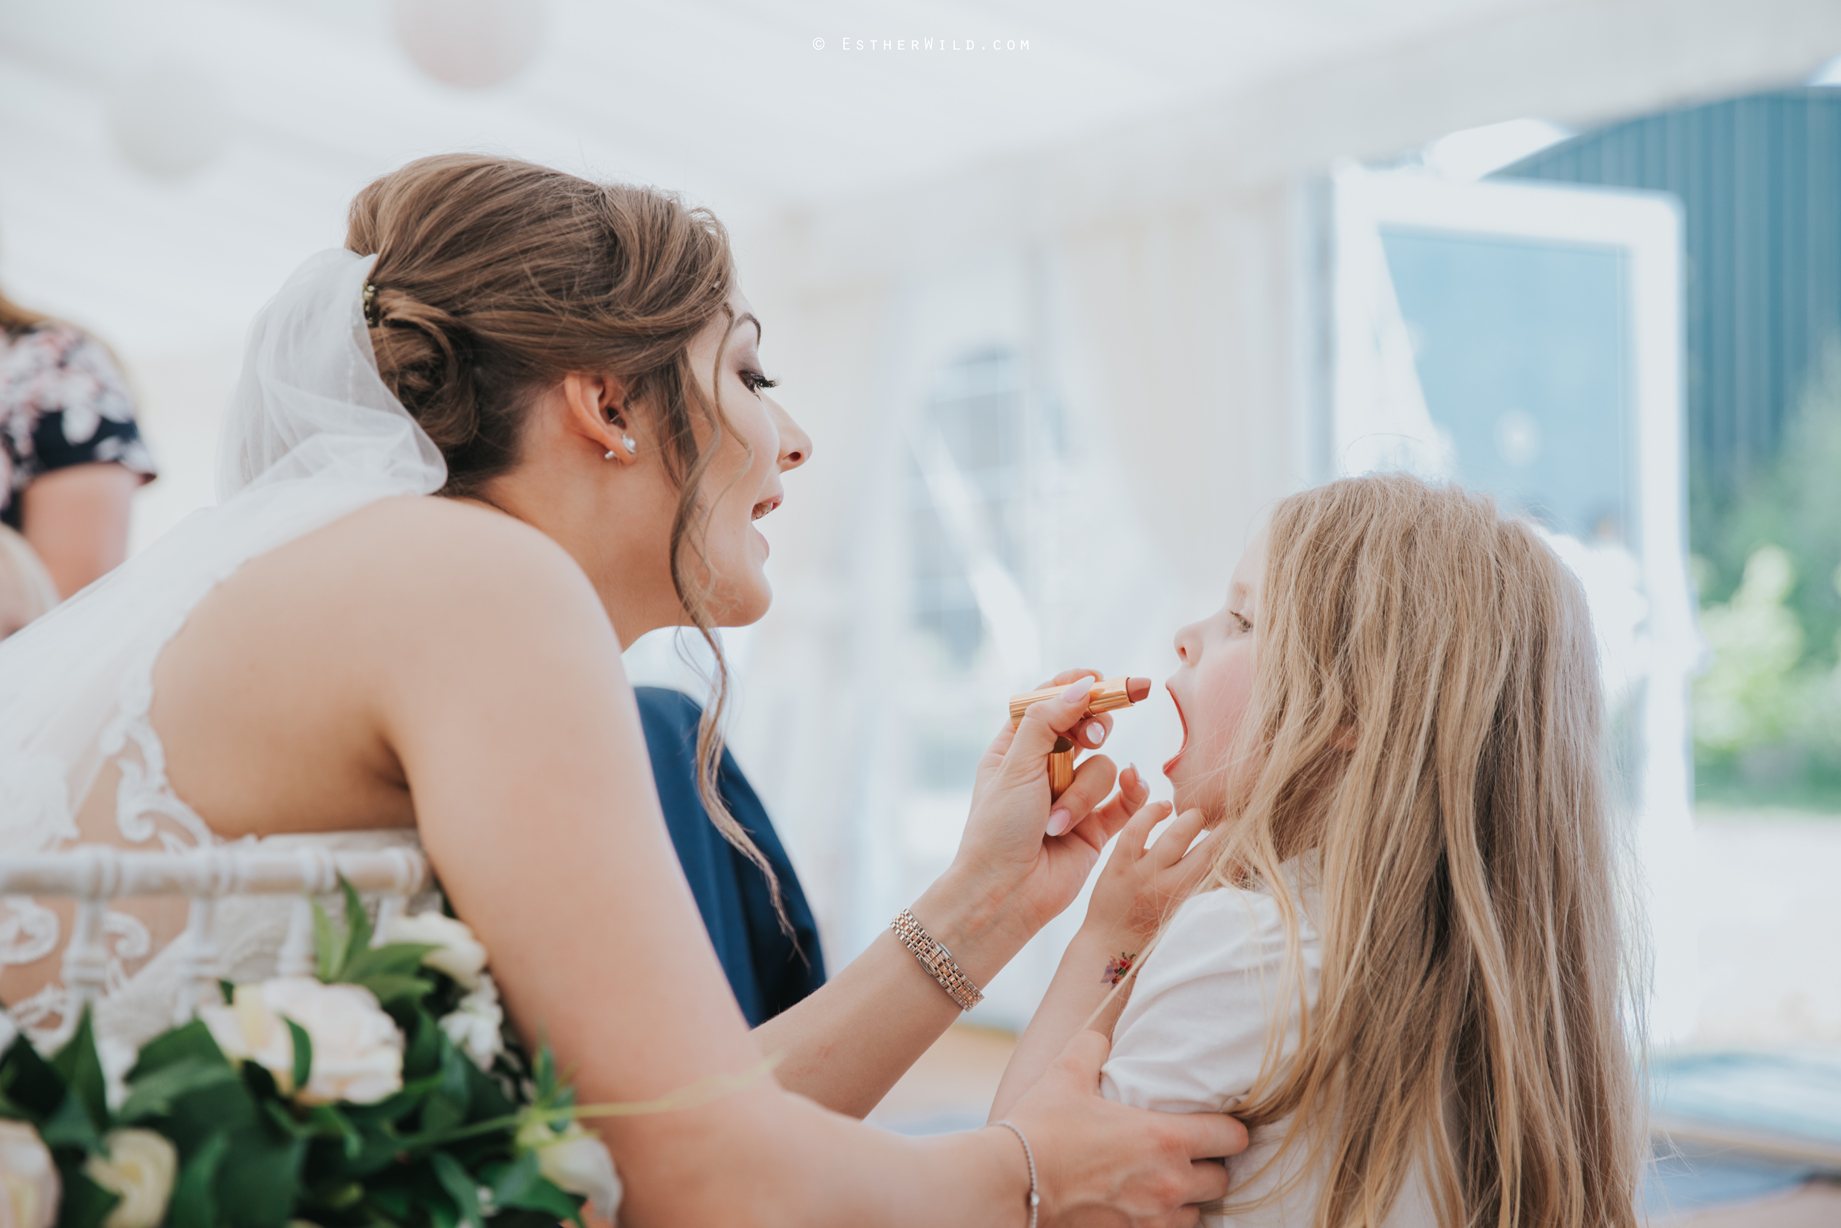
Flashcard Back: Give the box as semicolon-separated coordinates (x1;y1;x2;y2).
0;886;618;1228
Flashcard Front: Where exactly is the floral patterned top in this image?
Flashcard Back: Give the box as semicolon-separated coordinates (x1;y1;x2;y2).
0;324;156;529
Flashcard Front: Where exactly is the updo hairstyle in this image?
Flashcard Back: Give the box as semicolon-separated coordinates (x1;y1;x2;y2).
346;154;786;925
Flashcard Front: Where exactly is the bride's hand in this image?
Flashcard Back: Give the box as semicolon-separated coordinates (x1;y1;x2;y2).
928;669;1152;951
999;1030;1243;1226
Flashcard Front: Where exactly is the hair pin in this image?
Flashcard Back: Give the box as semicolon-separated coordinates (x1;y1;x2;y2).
361;282;381;327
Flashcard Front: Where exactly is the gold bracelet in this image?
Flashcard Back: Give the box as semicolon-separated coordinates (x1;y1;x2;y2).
890;907;985;1011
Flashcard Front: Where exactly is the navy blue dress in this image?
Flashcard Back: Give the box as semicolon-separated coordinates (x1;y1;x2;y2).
635;687;826;1026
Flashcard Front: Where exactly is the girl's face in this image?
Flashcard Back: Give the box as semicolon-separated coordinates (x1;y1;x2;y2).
1163;528;1266;818
682;291;812;626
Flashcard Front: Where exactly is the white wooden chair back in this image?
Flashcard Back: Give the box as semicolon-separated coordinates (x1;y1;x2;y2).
0;845;431;1038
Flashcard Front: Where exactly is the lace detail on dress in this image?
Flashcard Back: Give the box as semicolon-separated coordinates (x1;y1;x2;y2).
1;599;426;1054
0;745;71;992
0;899;58;966
0;246;448;1058
100;626;215;851
0;752;76;857
7;910;153;1043
0;599;219;1046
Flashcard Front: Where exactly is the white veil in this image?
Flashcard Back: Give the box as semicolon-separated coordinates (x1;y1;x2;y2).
0;248;446;855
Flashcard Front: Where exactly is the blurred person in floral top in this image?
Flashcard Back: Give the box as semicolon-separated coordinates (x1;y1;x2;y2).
0;284;156;597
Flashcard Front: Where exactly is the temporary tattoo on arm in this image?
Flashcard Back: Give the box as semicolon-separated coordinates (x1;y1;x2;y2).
1102;952;1137;985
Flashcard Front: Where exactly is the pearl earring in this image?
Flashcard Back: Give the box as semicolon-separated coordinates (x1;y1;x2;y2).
603;434;637;461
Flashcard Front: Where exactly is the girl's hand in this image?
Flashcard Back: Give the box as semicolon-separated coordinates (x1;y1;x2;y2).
983;802;1215;1125
937;670;1153;948
1082;801;1215;955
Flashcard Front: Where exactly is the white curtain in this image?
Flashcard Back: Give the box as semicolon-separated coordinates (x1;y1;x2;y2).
722;191;1319;1026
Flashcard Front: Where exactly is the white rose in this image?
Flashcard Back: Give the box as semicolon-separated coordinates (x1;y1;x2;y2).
200;986;292;1087
199;977;403;1105
381;911;488;989
0;1119;58;1228
84;1129;176;1228
519;1122;621;1221
438;973;504;1071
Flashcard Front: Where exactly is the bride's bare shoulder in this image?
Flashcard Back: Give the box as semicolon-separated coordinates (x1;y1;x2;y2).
322;494;571;569
233;494;609;654
153;499;622;837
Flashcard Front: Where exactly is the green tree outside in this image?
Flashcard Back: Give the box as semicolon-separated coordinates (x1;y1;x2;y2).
1692;350;1841;811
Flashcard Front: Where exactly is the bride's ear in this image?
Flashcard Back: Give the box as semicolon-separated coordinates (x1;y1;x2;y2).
559;372;639;464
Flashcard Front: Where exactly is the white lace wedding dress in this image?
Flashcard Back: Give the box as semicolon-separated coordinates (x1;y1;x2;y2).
0;249;446;1059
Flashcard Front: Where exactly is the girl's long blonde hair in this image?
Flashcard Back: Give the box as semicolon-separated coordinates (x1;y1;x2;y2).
1200;474;1642;1228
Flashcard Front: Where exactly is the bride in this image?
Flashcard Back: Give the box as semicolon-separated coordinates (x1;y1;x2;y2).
0;154;1244;1225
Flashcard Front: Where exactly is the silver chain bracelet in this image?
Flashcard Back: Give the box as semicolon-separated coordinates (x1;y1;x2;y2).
992;1120;1040;1228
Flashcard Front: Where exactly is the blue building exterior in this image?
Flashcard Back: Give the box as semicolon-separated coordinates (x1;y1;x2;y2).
1498;89;1841;516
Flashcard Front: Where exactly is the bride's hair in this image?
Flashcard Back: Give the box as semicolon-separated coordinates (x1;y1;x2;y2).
1195;474;1642;1228
344;153;789;927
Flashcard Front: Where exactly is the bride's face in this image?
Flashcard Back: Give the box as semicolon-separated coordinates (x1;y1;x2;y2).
679;292;811;626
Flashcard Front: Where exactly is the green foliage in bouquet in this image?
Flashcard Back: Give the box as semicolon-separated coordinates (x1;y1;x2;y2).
0;883;601;1228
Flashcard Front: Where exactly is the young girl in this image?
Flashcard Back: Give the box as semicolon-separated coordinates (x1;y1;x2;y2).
992;474;1643;1228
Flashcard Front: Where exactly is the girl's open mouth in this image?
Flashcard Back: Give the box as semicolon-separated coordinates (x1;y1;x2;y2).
1163;684;1189;776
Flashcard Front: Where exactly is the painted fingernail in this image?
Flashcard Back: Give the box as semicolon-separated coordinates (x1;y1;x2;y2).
1086;721;1107;747
1059;677;1096;702
1124;762;1139;784
1047;808;1073;837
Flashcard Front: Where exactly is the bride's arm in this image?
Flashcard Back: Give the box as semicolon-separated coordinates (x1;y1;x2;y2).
754;677;1152;1118
374;522;1242;1226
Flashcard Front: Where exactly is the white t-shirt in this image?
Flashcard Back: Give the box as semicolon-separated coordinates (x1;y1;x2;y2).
1099;879;1436;1227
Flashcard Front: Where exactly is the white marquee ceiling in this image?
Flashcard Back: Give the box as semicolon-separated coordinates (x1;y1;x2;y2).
0;0;1578;354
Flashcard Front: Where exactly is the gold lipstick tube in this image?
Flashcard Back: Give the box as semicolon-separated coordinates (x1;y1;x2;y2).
1009;675;1152;802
